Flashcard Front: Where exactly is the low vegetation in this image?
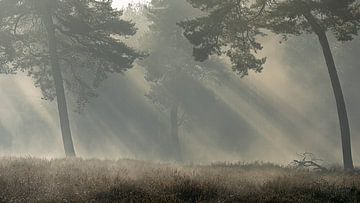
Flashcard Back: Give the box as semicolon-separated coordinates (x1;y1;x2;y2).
0;157;359;202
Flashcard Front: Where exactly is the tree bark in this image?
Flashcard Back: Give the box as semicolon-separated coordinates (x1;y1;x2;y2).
42;9;76;157
303;11;354;170
316;31;353;170
170;103;182;162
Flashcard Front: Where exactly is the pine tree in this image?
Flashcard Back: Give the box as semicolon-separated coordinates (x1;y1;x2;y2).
0;0;143;157
179;0;360;170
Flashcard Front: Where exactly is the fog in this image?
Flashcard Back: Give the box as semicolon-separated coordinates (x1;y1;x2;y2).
112;0;151;8
0;0;359;167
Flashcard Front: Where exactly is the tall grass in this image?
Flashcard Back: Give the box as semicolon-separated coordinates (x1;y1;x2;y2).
0;157;358;202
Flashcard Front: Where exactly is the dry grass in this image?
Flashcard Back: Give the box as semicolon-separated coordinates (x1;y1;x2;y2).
0;157;359;202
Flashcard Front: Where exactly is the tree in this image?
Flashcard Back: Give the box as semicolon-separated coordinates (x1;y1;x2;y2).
0;0;143;157
179;0;360;170
140;0;207;161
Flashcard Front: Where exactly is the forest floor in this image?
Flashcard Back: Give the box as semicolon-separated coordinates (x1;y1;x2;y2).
0;157;359;202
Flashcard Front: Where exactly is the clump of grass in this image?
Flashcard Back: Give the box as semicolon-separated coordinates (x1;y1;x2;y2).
0;157;358;202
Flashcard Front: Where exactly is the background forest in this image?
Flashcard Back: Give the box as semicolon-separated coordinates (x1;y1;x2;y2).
0;0;359;168
0;0;360;202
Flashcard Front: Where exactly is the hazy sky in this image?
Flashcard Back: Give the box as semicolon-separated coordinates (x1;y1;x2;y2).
112;0;149;8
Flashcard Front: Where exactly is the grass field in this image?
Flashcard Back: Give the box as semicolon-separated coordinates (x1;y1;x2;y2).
0;157;359;202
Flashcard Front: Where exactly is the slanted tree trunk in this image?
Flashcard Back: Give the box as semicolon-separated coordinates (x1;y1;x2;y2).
303;12;354;170
170;103;182;162
316;31;353;170
42;8;76;157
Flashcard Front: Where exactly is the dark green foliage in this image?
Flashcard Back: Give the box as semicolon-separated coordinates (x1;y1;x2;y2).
262;0;360;40
0;0;143;110
179;0;360;75
178;0;267;76
0;31;15;73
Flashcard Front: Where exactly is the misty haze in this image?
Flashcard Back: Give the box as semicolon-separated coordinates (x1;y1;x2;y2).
0;0;360;202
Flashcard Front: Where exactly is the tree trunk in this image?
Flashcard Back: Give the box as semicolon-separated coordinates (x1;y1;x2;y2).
303;10;354;170
42;9;76;157
316;31;354;170
170;103;182;162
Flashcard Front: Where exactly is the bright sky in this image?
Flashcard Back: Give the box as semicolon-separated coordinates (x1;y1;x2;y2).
112;0;150;8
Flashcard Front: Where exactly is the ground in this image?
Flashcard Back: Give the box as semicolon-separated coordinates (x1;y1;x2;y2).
0;157;359;202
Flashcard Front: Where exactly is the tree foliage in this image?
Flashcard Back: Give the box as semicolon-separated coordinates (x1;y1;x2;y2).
141;0;206;111
179;0;360;75
177;0;268;76
262;0;360;40
179;0;360;170
0;0;143;110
